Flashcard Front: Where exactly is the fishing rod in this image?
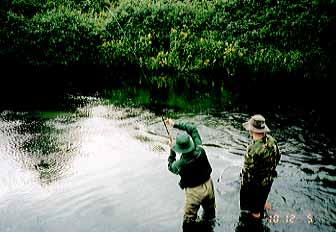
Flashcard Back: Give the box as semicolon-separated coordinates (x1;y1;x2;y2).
161;116;170;137
161;117;225;148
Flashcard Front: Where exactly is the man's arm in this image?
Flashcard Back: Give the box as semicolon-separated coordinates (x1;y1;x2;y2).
275;143;281;166
241;145;259;184
167;133;180;175
174;122;202;146
242;147;254;173
168;149;181;174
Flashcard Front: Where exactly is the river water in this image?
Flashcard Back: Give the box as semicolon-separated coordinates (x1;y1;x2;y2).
0;91;335;232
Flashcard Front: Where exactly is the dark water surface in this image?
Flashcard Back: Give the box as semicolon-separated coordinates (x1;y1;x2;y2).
0;91;335;232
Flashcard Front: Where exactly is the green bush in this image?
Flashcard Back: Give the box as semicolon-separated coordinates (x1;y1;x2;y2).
1;0;335;85
4;6;105;65
99;0;335;80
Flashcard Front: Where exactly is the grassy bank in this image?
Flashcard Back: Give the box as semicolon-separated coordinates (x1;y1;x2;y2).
1;0;335;88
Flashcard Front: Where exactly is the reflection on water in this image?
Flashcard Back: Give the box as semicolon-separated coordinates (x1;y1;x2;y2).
0;91;335;232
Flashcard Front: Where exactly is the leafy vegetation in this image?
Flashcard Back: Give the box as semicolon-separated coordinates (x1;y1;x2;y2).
1;0;335;87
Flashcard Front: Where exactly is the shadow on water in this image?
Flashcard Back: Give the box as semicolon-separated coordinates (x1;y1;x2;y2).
235;212;271;232
100;85;236;117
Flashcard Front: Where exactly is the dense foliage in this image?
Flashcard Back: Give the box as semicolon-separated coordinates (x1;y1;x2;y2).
1;0;335;86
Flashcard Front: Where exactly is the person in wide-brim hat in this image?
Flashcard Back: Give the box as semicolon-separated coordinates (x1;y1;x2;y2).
172;133;195;154
240;114;281;220
165;119;216;231
243;114;270;133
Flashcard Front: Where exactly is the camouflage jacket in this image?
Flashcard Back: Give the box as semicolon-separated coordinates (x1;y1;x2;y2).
241;134;281;187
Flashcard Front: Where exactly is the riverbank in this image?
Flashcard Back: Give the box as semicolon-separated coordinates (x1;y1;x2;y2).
1;0;335;83
1;64;335;139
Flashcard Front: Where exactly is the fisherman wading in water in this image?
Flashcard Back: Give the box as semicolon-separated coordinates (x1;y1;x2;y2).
164;119;216;231
240;114;281;220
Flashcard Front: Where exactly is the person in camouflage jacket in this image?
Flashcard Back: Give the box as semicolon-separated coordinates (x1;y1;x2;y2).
240;114;281;219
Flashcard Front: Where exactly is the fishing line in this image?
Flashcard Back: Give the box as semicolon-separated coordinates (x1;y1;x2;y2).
105;6;148;79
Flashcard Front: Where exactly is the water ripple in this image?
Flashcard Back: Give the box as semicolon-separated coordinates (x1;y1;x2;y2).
1;102;335;232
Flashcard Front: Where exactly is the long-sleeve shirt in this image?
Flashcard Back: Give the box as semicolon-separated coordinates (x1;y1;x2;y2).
168;122;212;189
241;134;281;187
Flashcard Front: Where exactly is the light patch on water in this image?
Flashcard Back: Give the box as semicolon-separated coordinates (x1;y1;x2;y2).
0;158;42;198
0;120;45;200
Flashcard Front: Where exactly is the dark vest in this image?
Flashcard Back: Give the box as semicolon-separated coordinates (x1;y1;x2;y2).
178;146;212;189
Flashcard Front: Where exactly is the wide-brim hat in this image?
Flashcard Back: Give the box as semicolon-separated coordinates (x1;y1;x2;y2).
172;134;195;154
243;114;270;133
